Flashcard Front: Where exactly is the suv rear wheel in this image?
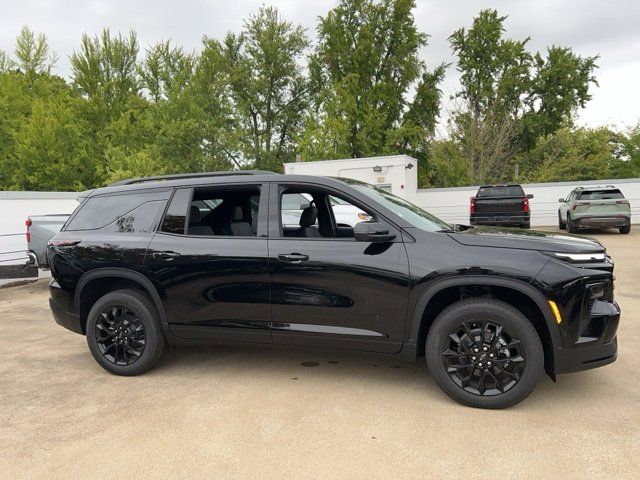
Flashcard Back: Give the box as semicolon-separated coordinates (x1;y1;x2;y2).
86;289;168;376
619;225;630;234
567;214;578;233
425;298;543;409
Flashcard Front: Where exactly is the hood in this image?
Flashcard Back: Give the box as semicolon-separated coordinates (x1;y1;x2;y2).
448;226;604;253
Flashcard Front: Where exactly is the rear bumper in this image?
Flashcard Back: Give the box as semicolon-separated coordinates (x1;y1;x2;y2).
0;252;38;279
573;215;630;228
554;300;620;374
49;279;83;335
470;214;529;226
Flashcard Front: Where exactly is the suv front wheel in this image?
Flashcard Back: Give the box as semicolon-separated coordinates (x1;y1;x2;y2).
425;298;543;409
86;289;168;376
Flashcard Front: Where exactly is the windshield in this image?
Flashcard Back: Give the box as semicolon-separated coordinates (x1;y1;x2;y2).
348;182;451;232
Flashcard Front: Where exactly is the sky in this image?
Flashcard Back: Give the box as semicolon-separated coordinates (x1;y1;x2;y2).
1;0;638;130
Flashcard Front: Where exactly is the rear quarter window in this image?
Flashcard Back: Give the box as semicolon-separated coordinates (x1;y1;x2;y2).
65;190;171;232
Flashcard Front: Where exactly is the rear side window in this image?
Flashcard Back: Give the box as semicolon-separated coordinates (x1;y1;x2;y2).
577;189;624;200
477;186;525;197
65;190;170;231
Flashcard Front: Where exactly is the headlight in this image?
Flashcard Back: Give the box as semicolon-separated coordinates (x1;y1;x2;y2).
542;251;607;263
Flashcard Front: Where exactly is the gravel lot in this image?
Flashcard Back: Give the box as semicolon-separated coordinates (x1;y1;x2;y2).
1;229;638;480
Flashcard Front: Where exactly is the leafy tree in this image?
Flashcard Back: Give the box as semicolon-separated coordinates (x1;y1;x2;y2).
519;127;614;183
197;6;309;171
9;95;93;190
12;26;58;76
301;0;444;161
448;9;598;183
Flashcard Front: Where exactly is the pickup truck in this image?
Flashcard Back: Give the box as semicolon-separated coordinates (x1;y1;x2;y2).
469;184;533;229
26;214;70;268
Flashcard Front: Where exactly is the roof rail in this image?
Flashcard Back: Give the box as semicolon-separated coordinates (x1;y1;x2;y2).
109;170;277;186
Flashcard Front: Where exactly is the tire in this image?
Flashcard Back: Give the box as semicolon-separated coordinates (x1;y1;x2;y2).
567;215;577;234
558;212;566;230
619;225;630;234
521;222;530;229
425;298;543;409
86;289;168;376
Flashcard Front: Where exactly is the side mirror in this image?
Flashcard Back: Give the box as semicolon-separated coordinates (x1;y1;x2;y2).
299;203;310;210
558;198;565;203
527;193;534;199
354;222;396;243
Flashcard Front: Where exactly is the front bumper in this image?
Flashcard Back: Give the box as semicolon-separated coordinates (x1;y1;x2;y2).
49;279;83;335
554;299;620;374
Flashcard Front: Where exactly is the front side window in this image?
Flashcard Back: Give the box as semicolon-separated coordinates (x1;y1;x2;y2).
161;185;261;237
278;187;374;239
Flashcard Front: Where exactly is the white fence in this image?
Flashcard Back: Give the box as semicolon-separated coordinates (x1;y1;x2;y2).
415;178;640;227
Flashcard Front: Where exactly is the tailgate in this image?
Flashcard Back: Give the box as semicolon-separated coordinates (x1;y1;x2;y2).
474;197;524;214
574;199;630;216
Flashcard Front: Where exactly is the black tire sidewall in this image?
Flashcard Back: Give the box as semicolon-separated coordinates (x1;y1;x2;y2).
86;289;167;376
426;298;543;409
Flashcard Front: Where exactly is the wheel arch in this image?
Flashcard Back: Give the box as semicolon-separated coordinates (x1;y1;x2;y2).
75;268;170;338
407;276;560;374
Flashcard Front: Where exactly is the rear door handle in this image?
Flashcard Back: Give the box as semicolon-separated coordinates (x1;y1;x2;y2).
278;253;309;263
153;251;181;260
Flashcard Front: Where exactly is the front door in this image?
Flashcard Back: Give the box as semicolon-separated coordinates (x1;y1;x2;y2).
145;183;272;343
267;182;410;353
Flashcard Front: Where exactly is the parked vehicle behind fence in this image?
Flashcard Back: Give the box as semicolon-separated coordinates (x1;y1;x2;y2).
47;171;619;409
558;186;631;234
469;184;533;229
26;214;70;268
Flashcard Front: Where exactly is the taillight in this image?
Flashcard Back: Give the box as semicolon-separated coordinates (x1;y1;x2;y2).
522;197;529;213
470;197;475;214
573;201;589;210
25;218;31;243
616;200;629;205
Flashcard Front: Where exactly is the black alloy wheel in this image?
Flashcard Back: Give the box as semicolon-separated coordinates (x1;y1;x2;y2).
441;320;525;396
426;298;543;409
86;289;168;376
95;305;146;365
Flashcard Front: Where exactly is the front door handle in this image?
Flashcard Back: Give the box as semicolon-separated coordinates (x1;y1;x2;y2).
278;253;309;263
153;251;181;260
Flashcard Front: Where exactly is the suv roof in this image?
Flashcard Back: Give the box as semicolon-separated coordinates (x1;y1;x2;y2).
573;185;618;191
85;171;357;198
108;170;277;186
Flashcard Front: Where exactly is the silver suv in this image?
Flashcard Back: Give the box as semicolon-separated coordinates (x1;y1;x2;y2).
558;186;631;234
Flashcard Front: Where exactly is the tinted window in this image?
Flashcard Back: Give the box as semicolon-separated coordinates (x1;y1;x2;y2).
161;186;262;237
577;189;624;200
477;185;525;197
66;190;170;231
161;188;192;234
114;201;166;233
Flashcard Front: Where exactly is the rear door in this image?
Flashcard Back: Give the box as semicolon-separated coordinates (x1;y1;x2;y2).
144;183;272;343
267;182;410;353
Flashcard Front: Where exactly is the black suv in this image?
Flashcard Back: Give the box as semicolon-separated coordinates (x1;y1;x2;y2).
48;171;620;408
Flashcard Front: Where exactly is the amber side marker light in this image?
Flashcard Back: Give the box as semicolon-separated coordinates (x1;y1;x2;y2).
548;300;562;324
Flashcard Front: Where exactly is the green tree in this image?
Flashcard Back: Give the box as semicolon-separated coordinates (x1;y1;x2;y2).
519;127;615;183
448;9;598;184
197;6;309;171
301;0;444;161
12;26;58;76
